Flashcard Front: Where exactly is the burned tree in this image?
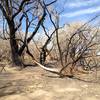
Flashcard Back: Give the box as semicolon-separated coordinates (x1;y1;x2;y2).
40;47;46;65
0;0;57;66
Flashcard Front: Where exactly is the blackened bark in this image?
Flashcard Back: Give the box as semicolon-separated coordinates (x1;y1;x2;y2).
9;21;23;66
40;48;46;65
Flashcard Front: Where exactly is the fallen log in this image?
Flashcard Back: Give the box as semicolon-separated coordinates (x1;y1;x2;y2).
33;60;60;75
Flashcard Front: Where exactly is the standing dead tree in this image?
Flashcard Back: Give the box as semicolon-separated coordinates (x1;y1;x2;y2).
39;28;56;65
0;0;57;66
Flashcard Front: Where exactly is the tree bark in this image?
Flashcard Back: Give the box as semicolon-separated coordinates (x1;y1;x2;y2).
9;21;23;66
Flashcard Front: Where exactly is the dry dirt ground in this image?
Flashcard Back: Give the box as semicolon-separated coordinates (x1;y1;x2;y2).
0;66;100;100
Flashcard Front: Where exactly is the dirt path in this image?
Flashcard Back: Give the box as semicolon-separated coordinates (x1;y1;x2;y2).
0;66;100;100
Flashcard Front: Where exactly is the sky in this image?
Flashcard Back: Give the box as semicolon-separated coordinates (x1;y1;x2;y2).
57;0;100;25
0;0;100;34
24;0;100;39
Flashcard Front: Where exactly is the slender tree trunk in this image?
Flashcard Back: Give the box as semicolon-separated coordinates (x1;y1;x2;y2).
40;48;46;65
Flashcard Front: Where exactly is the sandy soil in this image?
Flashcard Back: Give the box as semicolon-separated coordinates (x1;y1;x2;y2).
0;66;100;100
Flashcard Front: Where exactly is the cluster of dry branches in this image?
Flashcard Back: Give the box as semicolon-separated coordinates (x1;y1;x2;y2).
0;0;100;79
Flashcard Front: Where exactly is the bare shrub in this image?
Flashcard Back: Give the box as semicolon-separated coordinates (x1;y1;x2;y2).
0;40;11;62
50;21;100;77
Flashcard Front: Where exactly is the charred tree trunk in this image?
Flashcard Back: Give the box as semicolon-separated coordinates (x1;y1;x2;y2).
9;21;23;66
40;48;46;65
